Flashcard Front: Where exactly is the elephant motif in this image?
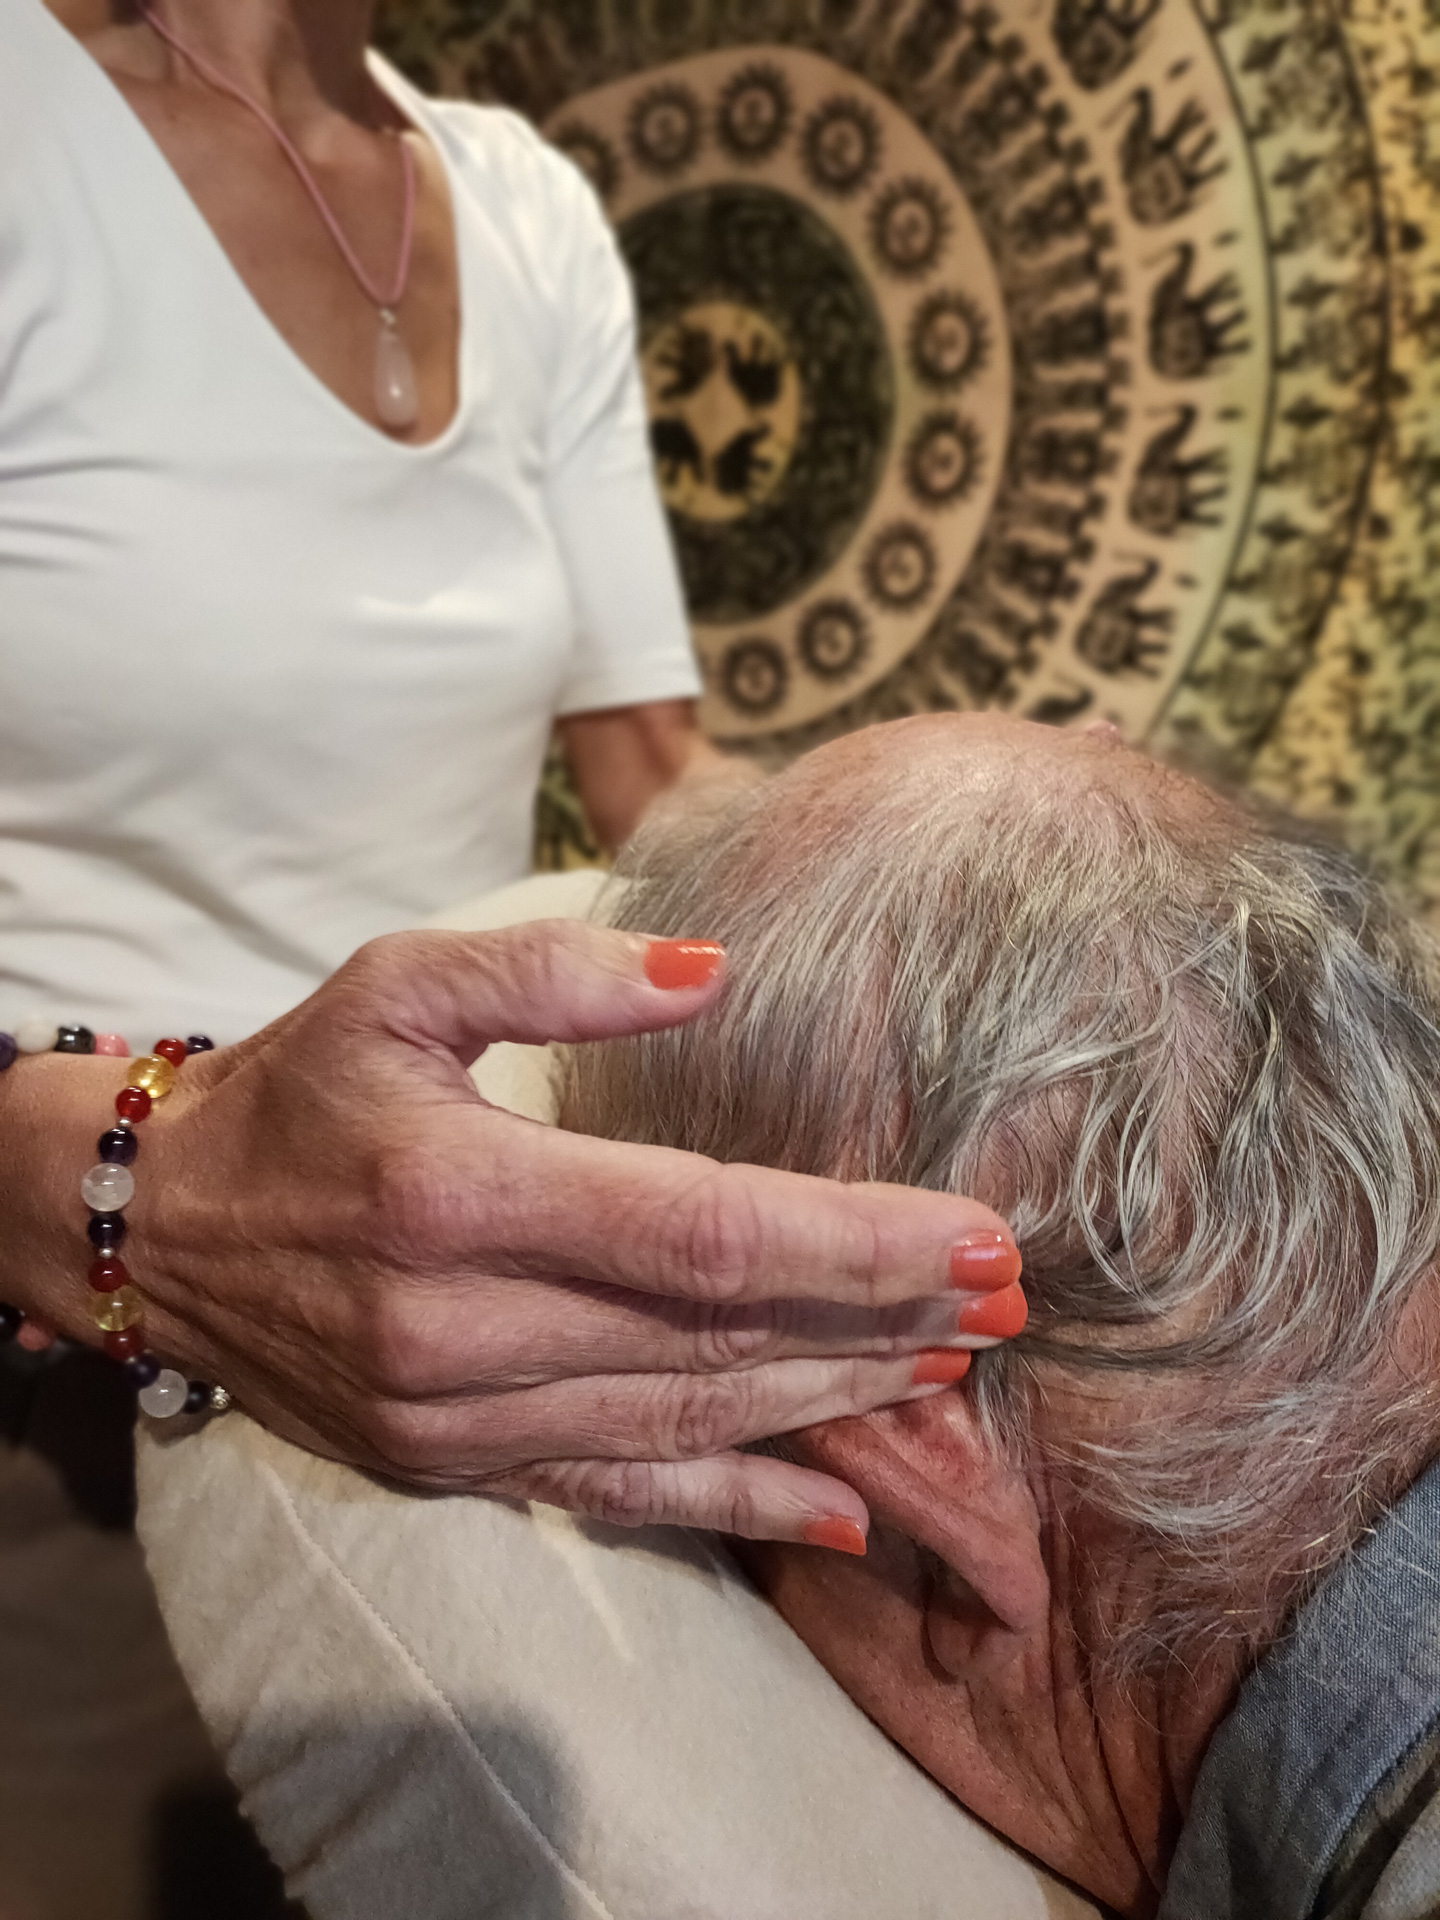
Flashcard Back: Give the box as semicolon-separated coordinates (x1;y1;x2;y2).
1127;406;1228;534
1147;244;1249;379
1075;559;1175;674
1119;90;1226;225
1052;0;1163;90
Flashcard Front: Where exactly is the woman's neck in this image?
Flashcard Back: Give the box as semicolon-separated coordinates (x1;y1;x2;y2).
117;0;381;125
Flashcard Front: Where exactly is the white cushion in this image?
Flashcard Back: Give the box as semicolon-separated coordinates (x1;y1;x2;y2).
136;872;1099;1920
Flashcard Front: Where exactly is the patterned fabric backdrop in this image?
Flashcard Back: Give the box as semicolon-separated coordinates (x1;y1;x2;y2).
376;0;1440;913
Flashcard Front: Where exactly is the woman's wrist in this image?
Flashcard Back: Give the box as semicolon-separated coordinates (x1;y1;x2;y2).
1;1035;230;1414
0;1049;138;1338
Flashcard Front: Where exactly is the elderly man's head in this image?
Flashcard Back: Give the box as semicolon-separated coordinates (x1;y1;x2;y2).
562;714;1440;1913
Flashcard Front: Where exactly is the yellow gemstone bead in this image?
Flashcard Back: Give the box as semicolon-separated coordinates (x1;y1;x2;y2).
126;1054;176;1099
91;1286;143;1333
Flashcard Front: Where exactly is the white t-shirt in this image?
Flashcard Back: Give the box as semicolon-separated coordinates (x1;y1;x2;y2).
0;0;699;1043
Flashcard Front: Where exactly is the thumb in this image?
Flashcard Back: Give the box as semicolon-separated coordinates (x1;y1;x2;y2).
331;921;727;1065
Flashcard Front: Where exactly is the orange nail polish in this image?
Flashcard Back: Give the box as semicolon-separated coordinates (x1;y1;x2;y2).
912;1349;973;1386
801;1516;868;1556
957;1282;1028;1339
949;1230;1022;1291
643;939;726;991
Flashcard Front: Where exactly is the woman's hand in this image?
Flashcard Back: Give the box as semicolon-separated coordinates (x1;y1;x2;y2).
6;924;1023;1547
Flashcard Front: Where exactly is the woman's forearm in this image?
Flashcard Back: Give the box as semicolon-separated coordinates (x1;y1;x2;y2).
559;700;760;853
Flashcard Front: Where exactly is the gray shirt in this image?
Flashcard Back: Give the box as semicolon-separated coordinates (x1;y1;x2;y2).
1161;1455;1440;1920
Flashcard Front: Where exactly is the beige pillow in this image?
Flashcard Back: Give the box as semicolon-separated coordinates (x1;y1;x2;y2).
136;873;1098;1920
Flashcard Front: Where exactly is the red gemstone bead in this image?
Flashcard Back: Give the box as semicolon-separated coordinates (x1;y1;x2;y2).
103;1326;145;1362
115;1086;151;1123
153;1037;188;1067
88;1256;129;1293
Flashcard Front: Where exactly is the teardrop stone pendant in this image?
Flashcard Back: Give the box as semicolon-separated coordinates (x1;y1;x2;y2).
374;309;419;434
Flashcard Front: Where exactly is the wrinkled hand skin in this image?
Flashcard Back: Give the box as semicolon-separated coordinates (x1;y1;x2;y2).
8;922;1023;1544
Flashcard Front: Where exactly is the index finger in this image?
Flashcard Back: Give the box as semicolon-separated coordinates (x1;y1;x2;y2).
424;1110;1021;1306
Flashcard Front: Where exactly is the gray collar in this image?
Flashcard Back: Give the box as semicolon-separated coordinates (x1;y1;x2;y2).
1159;1455;1440;1920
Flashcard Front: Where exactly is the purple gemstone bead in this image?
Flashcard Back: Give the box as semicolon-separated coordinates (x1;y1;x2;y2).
86;1212;126;1253
0;1033;16;1072
125;1353;161;1388
97;1126;139;1167
0;1302;23;1344
186;1035;215;1054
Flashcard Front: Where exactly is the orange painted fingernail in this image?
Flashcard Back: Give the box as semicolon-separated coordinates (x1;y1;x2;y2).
643;939;726;990
949;1230;1022;1290
957;1282;1028;1339
801;1516;868;1556
912;1349;973;1386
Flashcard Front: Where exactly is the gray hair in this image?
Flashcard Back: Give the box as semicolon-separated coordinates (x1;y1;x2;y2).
561;744;1440;1668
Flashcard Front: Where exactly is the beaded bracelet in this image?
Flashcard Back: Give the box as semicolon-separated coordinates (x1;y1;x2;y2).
0;1022;230;1420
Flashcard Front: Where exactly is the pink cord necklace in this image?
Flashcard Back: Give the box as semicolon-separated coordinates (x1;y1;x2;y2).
139;5;421;433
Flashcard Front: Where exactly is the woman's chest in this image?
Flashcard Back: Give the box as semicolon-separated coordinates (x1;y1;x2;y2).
94;68;464;447
0;243;574;784
0;48;580;780
0;440;577;819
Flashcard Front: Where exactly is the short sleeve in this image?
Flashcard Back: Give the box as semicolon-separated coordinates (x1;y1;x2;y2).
538;156;701;717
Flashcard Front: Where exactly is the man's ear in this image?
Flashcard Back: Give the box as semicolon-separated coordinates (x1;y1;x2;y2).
799;1394;1049;1652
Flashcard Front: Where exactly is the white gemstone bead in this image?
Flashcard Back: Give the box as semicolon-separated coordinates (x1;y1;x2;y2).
80;1162;135;1212
14;1015;60;1053
139;1369;188;1419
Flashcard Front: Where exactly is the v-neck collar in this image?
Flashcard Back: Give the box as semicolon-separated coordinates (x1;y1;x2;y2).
36;1;473;458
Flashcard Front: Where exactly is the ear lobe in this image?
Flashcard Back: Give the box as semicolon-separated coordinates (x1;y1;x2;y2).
800;1396;1049;1652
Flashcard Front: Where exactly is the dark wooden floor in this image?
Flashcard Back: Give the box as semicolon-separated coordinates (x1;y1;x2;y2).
0;1345;299;1920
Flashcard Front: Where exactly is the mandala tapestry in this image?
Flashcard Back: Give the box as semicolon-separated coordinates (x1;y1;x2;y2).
377;0;1440;913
